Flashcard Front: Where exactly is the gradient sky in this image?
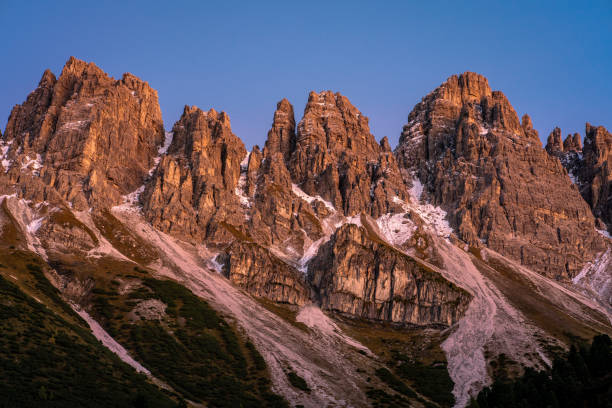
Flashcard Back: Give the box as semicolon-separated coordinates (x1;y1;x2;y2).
1;0;610;149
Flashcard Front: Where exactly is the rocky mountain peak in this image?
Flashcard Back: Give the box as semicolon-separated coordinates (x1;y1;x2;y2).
262;97;296;161
521;114;540;140
564;133;582;152
286;90;408;217
439;71;493;103
395;72;605;279
168;105;236;158
585;123;611;162
142;104;246;242
546;127;564;154
379;136;392;152
581;123;612;228
2;56;164;210
39;69;57;87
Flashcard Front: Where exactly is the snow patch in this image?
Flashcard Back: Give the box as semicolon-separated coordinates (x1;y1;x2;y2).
376;213;416;247
292;183;335;211
116;185;145;213
26;216;45;234
59;120;90;131
393;193;453;239
21;154;43;175
234;151;252;209
0;139;13;172
409;178;424;201
159;131;174;155
150;131;174;175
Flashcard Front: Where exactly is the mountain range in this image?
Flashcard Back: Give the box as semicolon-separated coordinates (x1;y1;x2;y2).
0;57;610;408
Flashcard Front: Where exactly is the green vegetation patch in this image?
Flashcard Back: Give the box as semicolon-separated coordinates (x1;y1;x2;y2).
287;371;310;392
471;335;612;408
90;276;288;407
0;274;176;408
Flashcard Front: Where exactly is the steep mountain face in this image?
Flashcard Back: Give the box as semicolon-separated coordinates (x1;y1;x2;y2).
395;72;605;280
582;124;612;231
309;223;470;325
222;240;311;305
141;105;246;243
141;91;447;321
1;57;164;210
545;124;612;233
285;91;408;217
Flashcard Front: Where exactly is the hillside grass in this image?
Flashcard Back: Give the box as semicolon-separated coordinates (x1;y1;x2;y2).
338;316;454;407
0;271;177;408
78;260;288;408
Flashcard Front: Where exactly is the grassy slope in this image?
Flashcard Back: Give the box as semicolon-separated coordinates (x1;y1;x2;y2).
470;249;611;346
338;316;454;408
0;200;287;407
50;254;288;408
0;259;177;408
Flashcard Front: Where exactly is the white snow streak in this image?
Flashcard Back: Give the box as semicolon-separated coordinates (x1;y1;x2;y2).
0;139;13;172
21;153;43;175
150;131;174;175
234;151;252;208
291;183;335;211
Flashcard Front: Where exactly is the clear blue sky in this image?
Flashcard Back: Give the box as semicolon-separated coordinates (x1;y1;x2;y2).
1;0;610;149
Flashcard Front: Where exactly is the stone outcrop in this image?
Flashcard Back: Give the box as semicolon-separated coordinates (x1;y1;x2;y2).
545;124;612;232
222;241;310;305
286;91;408;218
581;124;612;229
244;92;410;254
564;132;582;152
308;224;471;325
143;91;411;257
141;105;247;243
2;56;164;210
140;91;426;309
545;127;564;155
395;72;605;280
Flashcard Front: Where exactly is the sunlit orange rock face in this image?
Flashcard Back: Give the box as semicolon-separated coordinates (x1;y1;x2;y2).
2;56;164;209
395;72;605;280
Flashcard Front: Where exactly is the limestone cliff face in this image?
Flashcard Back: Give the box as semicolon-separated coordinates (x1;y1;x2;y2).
2;57;164;210
308;224;471;325
141;92;421;308
245;93;409;254
287;91;408;218
547;124;612;232
222;241;310;305
395;72;604;280
581;124;612;231
141;105;247;243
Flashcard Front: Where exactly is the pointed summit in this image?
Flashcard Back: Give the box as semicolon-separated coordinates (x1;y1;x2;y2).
546;127;564;154
395;72;604;280
563;133;582;152
2;57;164;210
263;98;296;161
